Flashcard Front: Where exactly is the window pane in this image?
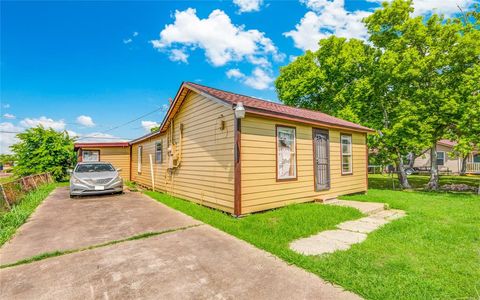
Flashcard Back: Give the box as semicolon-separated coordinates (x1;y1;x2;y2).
155;143;162;163
82;150;99;162
277;127;296;179
474;154;480;163
137;146;142;173
341;135;352;174
436;152;445;166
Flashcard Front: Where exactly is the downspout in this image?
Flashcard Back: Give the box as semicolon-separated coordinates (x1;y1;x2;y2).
234;117;241;216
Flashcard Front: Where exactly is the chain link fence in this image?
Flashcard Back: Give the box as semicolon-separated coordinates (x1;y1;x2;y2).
0;173;53;211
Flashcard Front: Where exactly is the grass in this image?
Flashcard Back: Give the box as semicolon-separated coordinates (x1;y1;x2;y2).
0;182;64;246
145;184;480;299
369;173;480;191
0;175;16;184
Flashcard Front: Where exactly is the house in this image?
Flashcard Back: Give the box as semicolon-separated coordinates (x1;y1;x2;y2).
413;140;480;174
129;82;373;216
74;142;131;179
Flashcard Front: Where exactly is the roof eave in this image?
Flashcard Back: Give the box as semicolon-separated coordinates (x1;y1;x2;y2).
245;108;375;133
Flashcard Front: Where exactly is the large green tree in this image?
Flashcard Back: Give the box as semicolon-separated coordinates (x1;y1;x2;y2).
365;1;480;189
11;126;76;181
276;0;479;189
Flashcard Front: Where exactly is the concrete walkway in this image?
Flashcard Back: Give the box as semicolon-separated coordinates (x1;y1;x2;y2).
290;201;405;256
1;187;360;299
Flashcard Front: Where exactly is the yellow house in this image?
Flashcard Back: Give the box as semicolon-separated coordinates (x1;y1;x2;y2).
129;82;373;216
74;142;131;179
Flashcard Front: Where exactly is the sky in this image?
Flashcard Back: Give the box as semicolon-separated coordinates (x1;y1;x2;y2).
1;0;477;154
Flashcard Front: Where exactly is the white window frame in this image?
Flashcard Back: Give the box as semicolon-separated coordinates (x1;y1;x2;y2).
276;125;297;181
155;142;162;164
82;150;100;162
137;146;142;173
341;134;353;175
436;151;445;166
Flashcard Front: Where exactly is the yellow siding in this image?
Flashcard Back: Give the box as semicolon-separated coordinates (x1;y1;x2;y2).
81;147;131;179
131;91;235;213
241;115;367;214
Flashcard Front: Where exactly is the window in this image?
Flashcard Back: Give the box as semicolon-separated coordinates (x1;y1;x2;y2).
137;146;142;173
436;151;445;166
155;142;163;164
82;150;99;162
276;126;297;180
341;134;352;174
472;154;480;163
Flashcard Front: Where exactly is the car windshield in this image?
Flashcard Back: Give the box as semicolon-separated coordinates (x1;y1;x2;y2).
75;164;115;173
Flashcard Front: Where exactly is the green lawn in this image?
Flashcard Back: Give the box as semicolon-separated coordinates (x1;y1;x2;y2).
145;182;480;299
0;182;64;246
369;173;480;191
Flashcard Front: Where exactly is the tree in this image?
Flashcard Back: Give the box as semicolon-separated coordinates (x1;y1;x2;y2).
11;126;76;181
364;1;480;189
0;154;16;166
150;126;160;133
275;0;479;189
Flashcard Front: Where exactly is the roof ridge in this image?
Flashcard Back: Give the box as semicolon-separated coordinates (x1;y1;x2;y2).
186;81;367;125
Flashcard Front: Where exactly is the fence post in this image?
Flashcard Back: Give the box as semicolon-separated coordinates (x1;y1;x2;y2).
30;175;37;189
0;184;11;210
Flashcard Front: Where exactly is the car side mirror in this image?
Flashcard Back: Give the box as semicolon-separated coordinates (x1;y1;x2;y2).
116;168;122;172
67;169;73;174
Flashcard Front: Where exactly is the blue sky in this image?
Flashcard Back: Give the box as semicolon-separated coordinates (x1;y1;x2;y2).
1;0;476;153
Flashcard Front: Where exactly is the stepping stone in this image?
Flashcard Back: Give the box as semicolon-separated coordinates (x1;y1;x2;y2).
337;220;382;233
358;217;389;226
326;200;386;215
290;200;406;256
290;235;350;255
318;230;367;244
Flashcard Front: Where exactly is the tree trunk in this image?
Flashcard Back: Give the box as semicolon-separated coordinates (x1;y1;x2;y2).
460;155;468;176
408;153;417;168
396;155;412;189
427;145;440;190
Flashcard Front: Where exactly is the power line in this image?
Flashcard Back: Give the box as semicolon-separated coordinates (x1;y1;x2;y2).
75;107;165;140
0;130;133;140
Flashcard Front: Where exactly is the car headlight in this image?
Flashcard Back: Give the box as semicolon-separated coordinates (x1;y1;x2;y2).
71;177;81;184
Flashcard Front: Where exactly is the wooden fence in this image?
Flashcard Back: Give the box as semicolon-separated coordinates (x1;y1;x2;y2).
0;173;53;211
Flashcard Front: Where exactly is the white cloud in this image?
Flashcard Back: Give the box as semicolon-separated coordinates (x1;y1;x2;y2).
2;104;10;109
227;67;274;90
285;0;370;51
169;49;189;63
150;8;282;67
133;31;139;37
3;113;15;119
141;120;160;132
244;67;274;90
20;116;66;131
233;0;263;13
78;132;128;142
123;38;133;44
368;0;477;17
226;68;245;79
287;0;479;51
76;115;95;127
0;122;22;154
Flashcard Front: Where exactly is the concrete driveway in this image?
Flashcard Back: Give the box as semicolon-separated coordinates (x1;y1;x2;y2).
0;187;359;299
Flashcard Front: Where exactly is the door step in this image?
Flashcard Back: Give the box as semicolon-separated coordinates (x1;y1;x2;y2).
314;196;339;204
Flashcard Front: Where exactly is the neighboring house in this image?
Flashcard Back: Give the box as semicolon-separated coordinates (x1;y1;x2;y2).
129;82;373;216
413;139;480;174
74;142;131;179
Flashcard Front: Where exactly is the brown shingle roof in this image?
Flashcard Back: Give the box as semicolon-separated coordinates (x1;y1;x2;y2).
186;82;374;133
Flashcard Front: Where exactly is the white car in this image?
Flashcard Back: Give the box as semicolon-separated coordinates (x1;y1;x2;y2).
70;162;123;197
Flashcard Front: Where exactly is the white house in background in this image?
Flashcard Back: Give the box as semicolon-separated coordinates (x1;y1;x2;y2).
413;140;480;174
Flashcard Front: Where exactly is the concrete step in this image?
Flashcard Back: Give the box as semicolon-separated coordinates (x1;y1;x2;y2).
323;200;388;215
